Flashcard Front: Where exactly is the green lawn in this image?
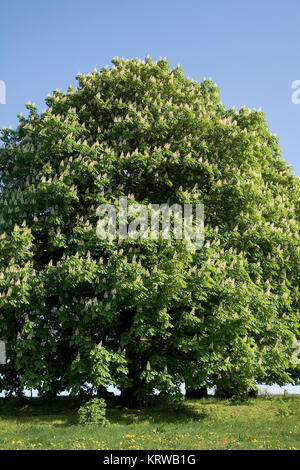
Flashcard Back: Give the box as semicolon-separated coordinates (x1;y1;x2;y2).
0;395;299;450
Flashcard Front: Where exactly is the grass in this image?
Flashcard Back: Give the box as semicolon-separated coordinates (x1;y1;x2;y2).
0;395;299;450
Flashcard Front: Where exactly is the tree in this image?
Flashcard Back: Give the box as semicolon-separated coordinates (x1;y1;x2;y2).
0;57;299;405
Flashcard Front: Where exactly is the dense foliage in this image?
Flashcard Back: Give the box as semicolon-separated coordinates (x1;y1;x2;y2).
0;57;299;404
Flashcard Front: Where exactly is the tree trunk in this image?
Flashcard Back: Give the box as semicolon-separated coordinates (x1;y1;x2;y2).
185;386;208;399
215;388;234;399
118;306;142;409
121;386;139;408
97;385;108;398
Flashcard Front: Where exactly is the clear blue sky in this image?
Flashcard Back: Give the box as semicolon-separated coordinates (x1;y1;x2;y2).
0;0;299;395
0;0;299;175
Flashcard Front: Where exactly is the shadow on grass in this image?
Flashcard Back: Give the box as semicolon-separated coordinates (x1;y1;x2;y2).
0;397;79;426
106;401;209;425
0;396;209;427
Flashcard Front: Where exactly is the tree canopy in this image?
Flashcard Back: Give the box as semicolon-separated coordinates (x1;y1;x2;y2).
0;57;299;404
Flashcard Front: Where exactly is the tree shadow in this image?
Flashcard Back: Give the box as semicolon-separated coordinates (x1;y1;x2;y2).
0;396;210;428
106;401;208;425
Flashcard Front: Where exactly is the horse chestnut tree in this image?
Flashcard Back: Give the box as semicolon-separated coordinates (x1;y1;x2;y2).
0;57;299;405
